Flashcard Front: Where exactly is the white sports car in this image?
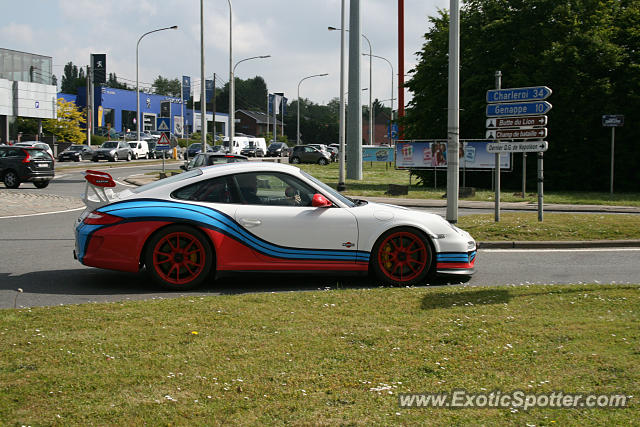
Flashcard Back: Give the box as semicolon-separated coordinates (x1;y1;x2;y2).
75;163;476;289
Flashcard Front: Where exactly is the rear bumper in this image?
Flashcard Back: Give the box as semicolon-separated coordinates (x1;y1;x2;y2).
21;170;54;181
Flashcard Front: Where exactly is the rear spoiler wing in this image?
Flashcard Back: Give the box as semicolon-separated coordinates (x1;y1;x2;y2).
82;170;117;209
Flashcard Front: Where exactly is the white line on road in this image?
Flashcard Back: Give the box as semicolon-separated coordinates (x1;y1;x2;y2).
0;207;84;219
481;248;640;253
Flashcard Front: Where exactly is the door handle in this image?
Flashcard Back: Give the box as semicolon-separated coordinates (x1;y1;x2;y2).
239;218;262;227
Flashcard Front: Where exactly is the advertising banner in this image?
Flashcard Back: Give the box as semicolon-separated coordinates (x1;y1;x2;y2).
395;140;510;170
362;146;394;162
182;76;191;101
205;80;214;103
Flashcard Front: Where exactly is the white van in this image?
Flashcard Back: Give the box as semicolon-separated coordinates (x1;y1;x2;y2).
128;140;150;160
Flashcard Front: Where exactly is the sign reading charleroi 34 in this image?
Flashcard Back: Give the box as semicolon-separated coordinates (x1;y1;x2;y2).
487;141;548;153
486;86;552;103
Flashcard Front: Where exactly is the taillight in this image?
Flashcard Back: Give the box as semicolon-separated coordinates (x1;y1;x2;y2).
21;149;31;163
83;210;123;225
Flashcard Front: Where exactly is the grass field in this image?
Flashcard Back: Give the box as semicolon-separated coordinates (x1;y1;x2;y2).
1;284;638;425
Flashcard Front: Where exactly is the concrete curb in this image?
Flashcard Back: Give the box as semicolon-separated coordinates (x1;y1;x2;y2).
478;240;640;249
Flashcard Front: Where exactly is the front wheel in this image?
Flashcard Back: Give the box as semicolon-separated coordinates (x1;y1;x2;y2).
126;152;132;161
318;158;328;166
290;156;300;164
145;225;214;290
370;227;433;286
3;170;20;189
33;180;50;189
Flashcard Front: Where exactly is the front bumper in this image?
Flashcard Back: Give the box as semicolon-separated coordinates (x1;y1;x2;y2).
436;250;477;275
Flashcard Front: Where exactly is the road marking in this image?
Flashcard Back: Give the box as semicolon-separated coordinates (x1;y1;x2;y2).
481;248;640;253
0;207;84;219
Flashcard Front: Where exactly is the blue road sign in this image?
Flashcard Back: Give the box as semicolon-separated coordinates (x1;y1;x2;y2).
157;117;171;132
486;101;552;117
486;86;552;103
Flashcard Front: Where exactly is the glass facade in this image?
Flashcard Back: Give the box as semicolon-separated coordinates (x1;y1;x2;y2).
0;48;52;85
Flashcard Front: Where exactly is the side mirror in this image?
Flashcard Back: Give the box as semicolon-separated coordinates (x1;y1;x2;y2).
311;193;333;208
180;164;187;171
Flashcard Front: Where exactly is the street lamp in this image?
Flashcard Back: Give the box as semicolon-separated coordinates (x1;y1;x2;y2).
328;26;373;146
297;73;328;145
136;25;178;142
230;55;270;143
226;0;233;144
363;53;394;145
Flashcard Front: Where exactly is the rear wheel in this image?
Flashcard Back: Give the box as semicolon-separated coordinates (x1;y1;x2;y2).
111;153;118;162
126;152;132;161
145;225;214;290
290;156;300;164
3;170;20;189
318;157;328;165
33;180;50;189
371;227;433;286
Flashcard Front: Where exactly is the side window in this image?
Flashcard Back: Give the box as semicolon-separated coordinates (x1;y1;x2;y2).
193;155;205;168
172;176;238;203
0;149;6;158
231;172;317;206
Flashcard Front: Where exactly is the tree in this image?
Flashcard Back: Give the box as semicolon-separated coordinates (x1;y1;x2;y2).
405;0;640;191
43;98;86;143
107;73;128;90
152;76;181;96
60;62;86;94
216;76;268;113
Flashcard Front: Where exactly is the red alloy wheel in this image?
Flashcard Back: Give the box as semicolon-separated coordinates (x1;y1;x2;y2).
376;231;429;283
152;231;206;285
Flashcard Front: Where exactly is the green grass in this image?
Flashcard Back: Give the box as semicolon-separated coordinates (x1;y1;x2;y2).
298;163;640;206
458;212;640;241
1;284;638;425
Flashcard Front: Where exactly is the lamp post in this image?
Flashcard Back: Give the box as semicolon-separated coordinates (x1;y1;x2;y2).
226;0;233;143
136;25;178;142
230;55;270;143
363;53;394;145
328;26;373;146
297;73;328;145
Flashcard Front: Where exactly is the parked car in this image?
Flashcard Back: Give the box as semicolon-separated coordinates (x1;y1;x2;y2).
92;140;133;162
183;143;214;159
267;142;289;157
58;144;94;162
289;145;332;165
309;144;337;162
128;140;150;160
181;153;248;171
240;146;265;157
14;141;54;159
146;139;170;159
75;163;476;290
0;145;54;189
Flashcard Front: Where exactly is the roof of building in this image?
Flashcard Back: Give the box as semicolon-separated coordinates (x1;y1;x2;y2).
236;109;283;126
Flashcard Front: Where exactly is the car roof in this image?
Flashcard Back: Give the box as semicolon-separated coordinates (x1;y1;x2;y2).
199;161;300;175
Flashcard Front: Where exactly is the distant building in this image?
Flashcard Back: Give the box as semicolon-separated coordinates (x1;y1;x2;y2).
236;109;283;136
0;48;57;143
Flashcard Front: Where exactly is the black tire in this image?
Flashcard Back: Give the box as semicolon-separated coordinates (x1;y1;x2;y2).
111;153;118;162
144;225;214;290
33;180;50;189
370;227;434;286
92;157;99;162
74;157;80;162
3;170;20;189
133;153;138;160
318;158;329;166
126;152;132;161
290;156;301;164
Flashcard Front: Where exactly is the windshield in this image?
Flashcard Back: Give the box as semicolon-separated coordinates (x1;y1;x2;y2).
132;169;203;194
101;141;118;148
268;143;282;149
189;144;202;150
301;171;357;207
68;145;83;151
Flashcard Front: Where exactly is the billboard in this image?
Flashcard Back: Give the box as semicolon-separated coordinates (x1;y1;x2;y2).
91;54;106;84
395;140;510;170
362;146;394;162
182;76;191;101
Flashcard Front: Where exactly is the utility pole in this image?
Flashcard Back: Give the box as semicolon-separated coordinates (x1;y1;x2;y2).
494;70;501;222
446;0;460;223
347;0;362;180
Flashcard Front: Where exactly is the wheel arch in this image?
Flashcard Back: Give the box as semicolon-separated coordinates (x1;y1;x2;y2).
367;224;438;276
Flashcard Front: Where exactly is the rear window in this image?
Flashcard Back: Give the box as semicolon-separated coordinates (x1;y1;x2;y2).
25;149;52;159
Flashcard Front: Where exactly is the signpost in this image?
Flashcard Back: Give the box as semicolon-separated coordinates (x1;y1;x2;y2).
156;117;172;173
486;75;551;222
602;114;624;195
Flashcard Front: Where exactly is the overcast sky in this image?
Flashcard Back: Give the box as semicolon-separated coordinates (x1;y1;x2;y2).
3;0;448;109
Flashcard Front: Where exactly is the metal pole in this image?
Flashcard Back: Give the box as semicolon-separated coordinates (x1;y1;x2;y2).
347;0;363;180
266;93;269;137
86;65;91;146
200;0;207;151
180;79;184;140
446;0;460;223
227;0;233;144
364;53;393;146
538;151;544;221
297;74;329;145
212;73;216;142
610;127;615;196
522;153;526;198
494;70;501;222
362;35;373;146
338;0;346;191
397;0;404;138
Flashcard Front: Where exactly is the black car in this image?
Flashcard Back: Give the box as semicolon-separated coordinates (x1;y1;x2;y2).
146;139;170;159
92;140;133;162
181;153;248;171
266;142;289;157
183;143;215;160
0;145;55;189
240;146;265;157
58;144;94;162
